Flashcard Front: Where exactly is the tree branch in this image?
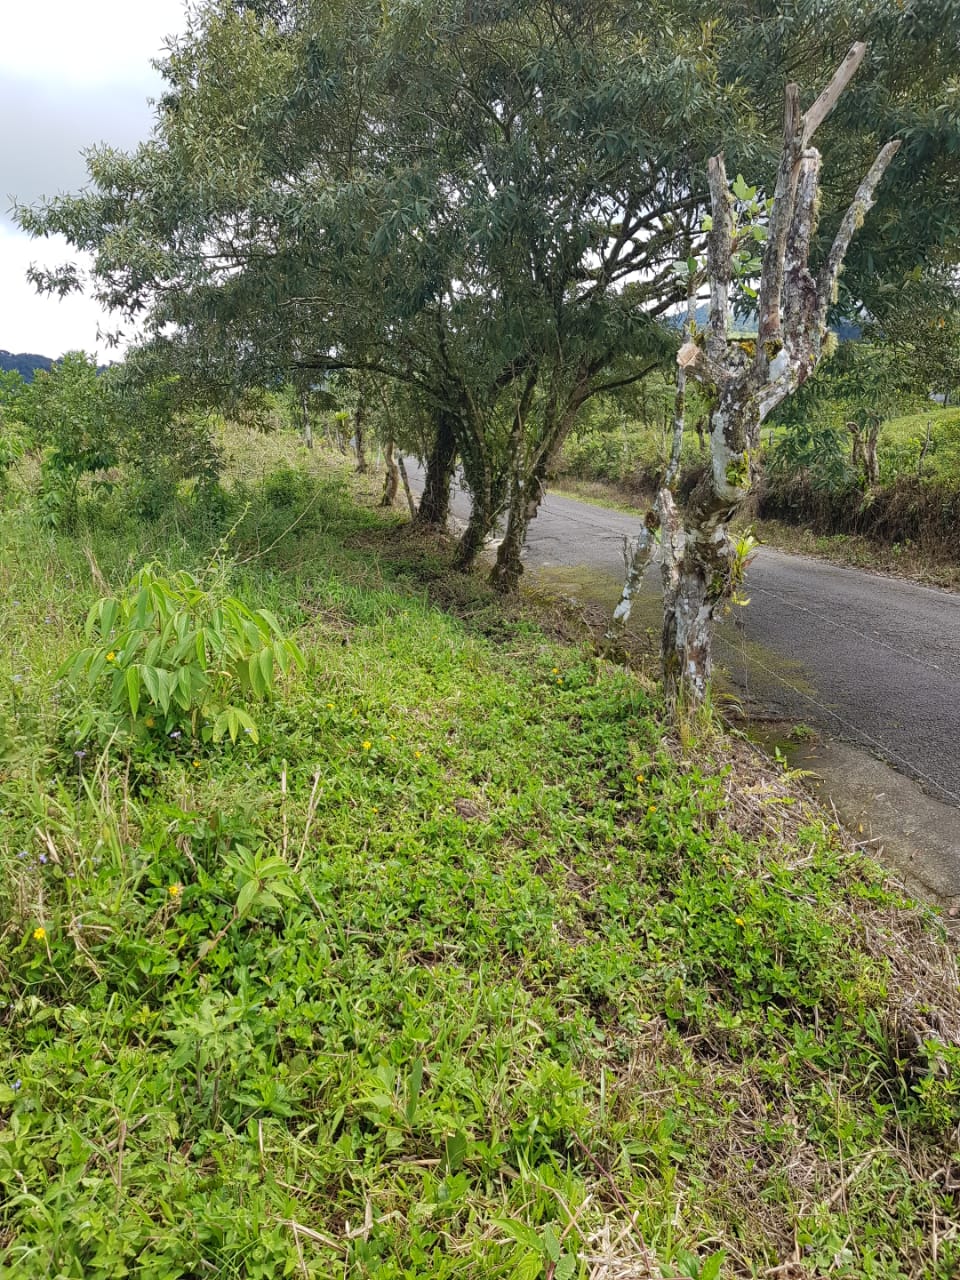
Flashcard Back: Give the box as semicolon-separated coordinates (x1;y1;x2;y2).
757;84;803;346
816;139;902;329
706;155;733;359
801;42;867;148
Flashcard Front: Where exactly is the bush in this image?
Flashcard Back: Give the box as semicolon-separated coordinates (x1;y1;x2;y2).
59;563;305;752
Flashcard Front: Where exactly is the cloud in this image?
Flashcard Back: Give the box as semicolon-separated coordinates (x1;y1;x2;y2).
1;77;160;223
0;223;137;360
0;0;187;357
0;0;187;88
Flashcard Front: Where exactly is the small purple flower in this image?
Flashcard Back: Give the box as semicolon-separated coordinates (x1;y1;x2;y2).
17;851;27;860
169;730;182;740
38;854;48;865
12;1080;21;1092
74;750;86;759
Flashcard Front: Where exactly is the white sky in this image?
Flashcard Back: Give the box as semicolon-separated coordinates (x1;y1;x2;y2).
0;0;189;360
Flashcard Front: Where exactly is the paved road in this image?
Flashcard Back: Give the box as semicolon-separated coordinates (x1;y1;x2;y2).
413;466;960;809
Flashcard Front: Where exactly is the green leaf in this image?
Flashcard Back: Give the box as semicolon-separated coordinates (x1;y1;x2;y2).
125;665;141;719
542;1223;561;1264
492;1219;543;1254
405;1057;424;1126
699;1252;725;1280
236;878;259;918
141;664;160;704
732;173;755;202
258;646;274;693
212;709;230;743
157;669;174;714
233;707;259;742
555;1256;576;1280
443;1130;467;1174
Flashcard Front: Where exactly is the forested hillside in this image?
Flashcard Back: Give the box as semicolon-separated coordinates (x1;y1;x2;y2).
0;350;53;381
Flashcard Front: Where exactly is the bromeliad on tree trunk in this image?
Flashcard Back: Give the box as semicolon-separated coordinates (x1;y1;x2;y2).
613;42;901;706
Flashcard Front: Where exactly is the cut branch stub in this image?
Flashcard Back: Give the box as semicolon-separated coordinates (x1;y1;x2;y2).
801;42;867;148
757;83;803;347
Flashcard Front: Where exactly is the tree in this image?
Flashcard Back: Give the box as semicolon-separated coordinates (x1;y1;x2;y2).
613;45;900;703
16;1;960;592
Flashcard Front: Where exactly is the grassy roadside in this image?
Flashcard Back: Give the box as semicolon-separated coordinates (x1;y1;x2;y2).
551;476;960;592
2;431;959;1279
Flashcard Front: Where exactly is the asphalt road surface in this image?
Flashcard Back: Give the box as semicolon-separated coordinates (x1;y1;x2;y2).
410;465;960;809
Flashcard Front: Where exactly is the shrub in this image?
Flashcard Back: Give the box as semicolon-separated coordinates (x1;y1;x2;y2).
59;563;304;751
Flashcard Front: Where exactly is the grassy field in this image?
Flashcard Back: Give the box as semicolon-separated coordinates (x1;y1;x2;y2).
1;430;959;1279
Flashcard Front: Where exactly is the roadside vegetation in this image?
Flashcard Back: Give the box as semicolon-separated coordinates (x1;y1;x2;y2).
2;424;959;1278
4;3;960;1274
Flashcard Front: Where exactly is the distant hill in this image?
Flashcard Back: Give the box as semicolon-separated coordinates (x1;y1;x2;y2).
0;351;112;381
0;350;54;381
668;305;860;341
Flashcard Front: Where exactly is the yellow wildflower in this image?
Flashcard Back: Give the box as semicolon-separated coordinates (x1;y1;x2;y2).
414;750;422;759
552;667;559;674
168;884;182;899
362;741;372;751
192;759;201;769
647;804;657;815
327;703;334;710
636;774;645;783
144;715;155;728
106;651;116;663
735;916;746;927
33;926;46;942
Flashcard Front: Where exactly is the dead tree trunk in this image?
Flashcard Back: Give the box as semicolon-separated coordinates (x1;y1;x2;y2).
847;415;881;487
614;42;900;705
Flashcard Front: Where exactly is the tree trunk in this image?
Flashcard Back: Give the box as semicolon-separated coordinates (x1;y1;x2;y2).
490;458;548;592
415;411;457;526
397;454;418;518
354;397;367;473
453;499;491;571
490;373;582;593
658;489;736;703
381;438;399;506
615;48;899;707
300;390;313;449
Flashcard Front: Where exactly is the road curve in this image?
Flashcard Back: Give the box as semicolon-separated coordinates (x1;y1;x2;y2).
410;465;960;809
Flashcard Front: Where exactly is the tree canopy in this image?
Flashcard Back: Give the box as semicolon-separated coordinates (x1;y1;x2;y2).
16;0;960;580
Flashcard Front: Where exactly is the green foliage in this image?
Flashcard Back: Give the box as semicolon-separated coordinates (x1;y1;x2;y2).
59;562;304;751
0;433;958;1277
23;353;120;528
0;371;27;501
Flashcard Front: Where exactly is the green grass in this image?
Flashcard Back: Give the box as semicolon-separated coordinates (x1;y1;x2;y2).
1;431;959;1279
877;407;960;483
